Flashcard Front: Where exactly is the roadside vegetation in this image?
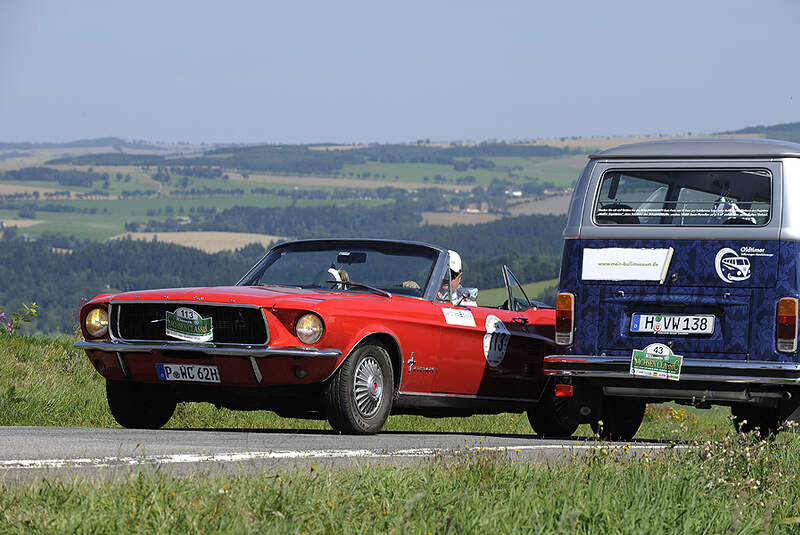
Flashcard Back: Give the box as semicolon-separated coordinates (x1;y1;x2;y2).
2;333;800;532
3;433;800;534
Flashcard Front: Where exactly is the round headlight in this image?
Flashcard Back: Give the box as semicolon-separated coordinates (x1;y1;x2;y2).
85;307;109;338
295;313;324;344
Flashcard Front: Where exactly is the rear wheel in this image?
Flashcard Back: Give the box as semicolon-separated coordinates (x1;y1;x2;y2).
106;379;177;429
324;344;394;434
528;386;579;438
731;404;782;437
591;397;646;441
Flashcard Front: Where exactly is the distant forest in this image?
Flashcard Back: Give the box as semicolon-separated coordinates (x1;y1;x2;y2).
719;121;800;143
46;142;573;175
1;212;565;333
0;137;162;151
1;167;111;188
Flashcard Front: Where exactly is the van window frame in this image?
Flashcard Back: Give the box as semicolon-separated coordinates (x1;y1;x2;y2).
590;167;774;228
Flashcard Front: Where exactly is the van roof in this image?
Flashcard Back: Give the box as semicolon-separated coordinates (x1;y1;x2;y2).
590;137;800;160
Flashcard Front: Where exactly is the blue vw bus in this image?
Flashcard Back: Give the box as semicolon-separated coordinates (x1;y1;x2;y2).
541;138;800;440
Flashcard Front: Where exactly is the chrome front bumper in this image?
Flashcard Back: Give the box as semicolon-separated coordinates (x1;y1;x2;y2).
544;356;800;386
74;340;341;359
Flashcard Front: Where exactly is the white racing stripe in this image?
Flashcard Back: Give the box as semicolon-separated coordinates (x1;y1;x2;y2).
0;443;685;470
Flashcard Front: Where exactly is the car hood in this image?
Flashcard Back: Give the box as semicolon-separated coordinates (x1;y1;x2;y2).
105;285;395;309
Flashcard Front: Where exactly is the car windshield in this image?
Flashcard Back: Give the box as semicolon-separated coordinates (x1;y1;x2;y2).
239;242;438;297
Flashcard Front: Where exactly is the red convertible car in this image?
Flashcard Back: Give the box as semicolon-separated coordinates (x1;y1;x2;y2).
75;239;562;434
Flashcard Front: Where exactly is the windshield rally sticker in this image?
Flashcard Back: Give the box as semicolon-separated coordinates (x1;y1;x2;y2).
166;307;213;342
630;343;683;381
483;315;510;367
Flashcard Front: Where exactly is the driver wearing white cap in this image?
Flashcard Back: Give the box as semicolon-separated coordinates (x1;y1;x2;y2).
438;250;477;306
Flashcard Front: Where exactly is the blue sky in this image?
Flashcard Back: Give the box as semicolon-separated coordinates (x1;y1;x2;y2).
1;0;798;143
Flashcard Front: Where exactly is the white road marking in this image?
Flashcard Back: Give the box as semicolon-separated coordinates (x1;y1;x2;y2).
0;443;686;470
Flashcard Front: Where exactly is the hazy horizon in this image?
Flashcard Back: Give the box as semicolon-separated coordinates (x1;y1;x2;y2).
2;0;799;144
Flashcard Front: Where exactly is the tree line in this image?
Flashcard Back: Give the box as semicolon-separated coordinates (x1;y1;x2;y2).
1;211;566;333
47;142;574;175
1;167;109;188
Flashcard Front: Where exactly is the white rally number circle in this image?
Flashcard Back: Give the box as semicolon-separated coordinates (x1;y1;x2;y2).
483;314;510;367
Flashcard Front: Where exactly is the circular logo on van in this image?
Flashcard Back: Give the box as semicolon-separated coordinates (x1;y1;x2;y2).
715;248;751;283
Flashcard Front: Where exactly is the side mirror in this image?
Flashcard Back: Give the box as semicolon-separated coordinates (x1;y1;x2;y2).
454;287;478;307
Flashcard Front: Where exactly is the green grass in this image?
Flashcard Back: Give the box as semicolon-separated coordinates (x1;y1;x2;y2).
1;432;799;533
4;335;800;533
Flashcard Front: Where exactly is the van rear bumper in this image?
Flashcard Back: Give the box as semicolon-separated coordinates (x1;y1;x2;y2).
544;356;800;385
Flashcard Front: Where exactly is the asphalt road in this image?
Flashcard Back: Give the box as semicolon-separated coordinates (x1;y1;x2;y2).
0;426;682;482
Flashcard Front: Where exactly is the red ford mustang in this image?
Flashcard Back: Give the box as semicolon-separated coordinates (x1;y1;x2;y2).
76;239;562;434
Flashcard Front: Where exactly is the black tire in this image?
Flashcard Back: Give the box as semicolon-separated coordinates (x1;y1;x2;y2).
528;387;579;438
731;404;781;437
324;344;394;434
106;379;177;429
591;397;646;441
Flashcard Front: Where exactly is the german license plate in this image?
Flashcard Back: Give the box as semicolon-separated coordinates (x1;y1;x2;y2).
156;363;220;383
631;314;715;335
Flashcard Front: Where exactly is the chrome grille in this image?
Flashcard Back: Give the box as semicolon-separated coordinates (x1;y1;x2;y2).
111;303;268;345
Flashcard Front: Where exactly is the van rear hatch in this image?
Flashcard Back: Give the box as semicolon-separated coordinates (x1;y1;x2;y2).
575;164;781;362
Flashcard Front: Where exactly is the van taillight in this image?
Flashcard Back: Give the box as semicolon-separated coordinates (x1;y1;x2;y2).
777;298;798;353
555;292;574;346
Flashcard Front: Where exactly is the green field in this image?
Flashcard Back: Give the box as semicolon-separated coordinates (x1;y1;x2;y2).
477;278;559;307
0;197;389;241
337;155;583;188
2;335;799;533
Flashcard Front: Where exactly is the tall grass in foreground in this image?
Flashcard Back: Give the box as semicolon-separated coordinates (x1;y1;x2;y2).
2;433;799;534
3;337;800;533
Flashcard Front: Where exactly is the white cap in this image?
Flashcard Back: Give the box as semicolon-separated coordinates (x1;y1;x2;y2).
327;267;341;281
448;250;462;273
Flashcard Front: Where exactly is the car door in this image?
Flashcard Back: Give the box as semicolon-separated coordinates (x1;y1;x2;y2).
433;266;551;401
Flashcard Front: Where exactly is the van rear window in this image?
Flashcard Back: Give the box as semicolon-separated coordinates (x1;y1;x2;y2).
594;169;771;226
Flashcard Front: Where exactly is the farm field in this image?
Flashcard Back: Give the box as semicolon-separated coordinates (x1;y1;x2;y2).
508;192;572;216
110;231;287;253
0;197;387;241
477;278;558;307
420;211;500;226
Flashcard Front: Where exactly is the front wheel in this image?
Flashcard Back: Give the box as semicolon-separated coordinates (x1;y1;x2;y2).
106;379;177;429
591;397;645;441
324;344;394;434
731;404;782;437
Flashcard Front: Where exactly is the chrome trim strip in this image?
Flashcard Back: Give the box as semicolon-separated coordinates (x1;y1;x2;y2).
544;356;800;372
559;371;800;385
75;340;340;359
116;352;129;378
110;300;263;308
544;356;800;384
249;356;263;384
603;386;785;401
397;391;536;404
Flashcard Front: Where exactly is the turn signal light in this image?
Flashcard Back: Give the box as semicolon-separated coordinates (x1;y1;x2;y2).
777;297;798;353
555;292;574;346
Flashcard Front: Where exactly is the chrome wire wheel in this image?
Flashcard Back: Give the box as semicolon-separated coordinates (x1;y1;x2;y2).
353;355;384;418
